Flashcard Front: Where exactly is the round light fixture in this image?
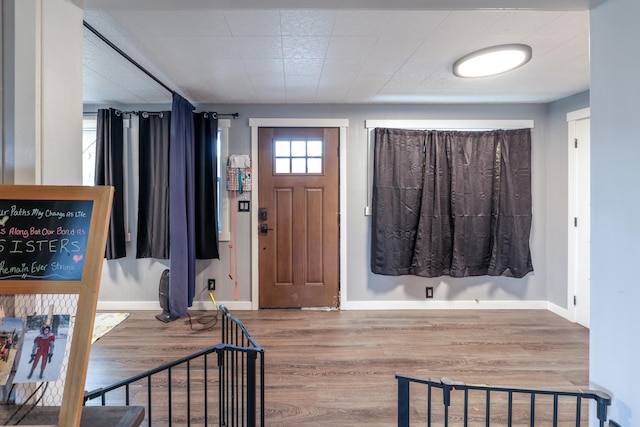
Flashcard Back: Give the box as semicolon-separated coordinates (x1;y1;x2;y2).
453;44;532;78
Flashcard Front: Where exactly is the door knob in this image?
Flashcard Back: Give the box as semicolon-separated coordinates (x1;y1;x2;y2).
259;224;273;234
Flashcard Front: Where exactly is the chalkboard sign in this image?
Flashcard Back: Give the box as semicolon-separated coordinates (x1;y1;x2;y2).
0;185;113;427
0;200;93;281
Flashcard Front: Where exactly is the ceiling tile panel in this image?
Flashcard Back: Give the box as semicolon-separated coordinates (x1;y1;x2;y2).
482;11;564;39
359;56;409;76
280;10;336;36
325;37;378;59
284;58;324;75
242;59;285;75
250;74;286;94
285;80;319;103
316;77;351;103
285;75;320;102
371;36;426;59
197;58;248;80
282;36;330;59
331;11;391;36
345;75;391;100
224;10;282;36
321;58;365;79
111;10;231;36
381;11;450;38
234;36;283;59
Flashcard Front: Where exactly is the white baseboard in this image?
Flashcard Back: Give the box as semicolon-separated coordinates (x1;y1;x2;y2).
192;300;253;311
340;300;549;310
96;299;575;324
96;300;253;312
546;301;572;322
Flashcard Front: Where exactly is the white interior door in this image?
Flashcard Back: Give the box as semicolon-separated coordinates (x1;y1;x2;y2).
568;109;590;328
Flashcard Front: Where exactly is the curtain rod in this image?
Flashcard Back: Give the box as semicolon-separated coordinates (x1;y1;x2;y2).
83;22;240;120
119;110;239;119
118;110;163;118
84;110;240;119
218;113;240;119
205;112;240;119
83;20;174;95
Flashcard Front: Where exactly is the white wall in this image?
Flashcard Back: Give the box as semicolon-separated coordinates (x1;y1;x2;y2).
41;0;84;185
590;0;640;425
3;0;83;185
5;0;39;184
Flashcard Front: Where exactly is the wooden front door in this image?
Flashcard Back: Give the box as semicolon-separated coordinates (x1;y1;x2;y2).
258;127;339;308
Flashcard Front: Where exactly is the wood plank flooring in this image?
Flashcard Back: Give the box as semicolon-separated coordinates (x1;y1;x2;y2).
86;308;589;426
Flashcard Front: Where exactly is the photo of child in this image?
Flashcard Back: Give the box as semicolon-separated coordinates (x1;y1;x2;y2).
14;314;70;384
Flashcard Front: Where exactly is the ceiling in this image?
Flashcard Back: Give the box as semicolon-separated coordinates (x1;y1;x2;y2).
81;0;596;106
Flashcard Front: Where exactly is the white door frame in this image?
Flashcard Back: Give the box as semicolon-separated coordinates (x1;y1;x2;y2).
567;107;590;327
249;118;349;310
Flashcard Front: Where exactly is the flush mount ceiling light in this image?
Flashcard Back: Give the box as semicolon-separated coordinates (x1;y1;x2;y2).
453;44;532;78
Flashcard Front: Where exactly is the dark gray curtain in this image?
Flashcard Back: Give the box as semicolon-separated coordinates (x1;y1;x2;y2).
95;108;126;260
194;112;220;259
371;127;533;279
169;93;196;318
370;128;426;275
136;112;171;259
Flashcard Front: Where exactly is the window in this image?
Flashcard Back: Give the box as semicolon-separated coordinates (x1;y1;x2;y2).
274;139;323;174
82;117;97;186
366;119;535;279
217;119;231;241
81;116;231;242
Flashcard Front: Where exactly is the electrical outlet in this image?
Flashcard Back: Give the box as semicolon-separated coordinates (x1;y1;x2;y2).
207;279;215;291
425;287;434;298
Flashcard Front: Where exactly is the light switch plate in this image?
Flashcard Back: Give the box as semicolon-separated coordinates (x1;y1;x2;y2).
238;200;250;212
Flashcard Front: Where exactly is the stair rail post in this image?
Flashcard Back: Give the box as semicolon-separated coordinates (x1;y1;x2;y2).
397;375;410;427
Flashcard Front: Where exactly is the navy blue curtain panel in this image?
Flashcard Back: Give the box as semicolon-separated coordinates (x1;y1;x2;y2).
136;112;171;259
95;108;126;260
169;93;196;318
194;112;220;259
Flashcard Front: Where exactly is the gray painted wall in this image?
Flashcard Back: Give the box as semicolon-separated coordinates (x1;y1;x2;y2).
590;0;639;424
96;102;573;311
546;91;590;308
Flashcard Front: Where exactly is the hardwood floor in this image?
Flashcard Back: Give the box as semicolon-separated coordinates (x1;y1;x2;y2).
86;308;589;426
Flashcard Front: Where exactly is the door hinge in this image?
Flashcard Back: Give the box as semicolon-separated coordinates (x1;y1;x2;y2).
574;217;578;227
574;138;578;148
573;295;577;306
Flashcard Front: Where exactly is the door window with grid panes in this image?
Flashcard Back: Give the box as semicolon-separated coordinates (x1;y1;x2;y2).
274;139;323;174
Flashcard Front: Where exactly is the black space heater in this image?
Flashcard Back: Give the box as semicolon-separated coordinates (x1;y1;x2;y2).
155;269;176;322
